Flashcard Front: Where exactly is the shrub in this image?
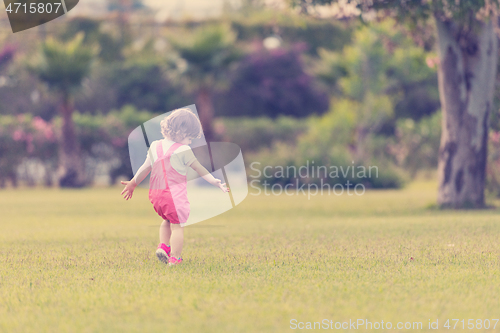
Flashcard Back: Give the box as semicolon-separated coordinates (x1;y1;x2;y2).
247;141;406;190
230;12;352;56
214;116;308;153
0;106;157;187
245;106;406;189
386;112;441;177
217;46;329;118
0;114;58;187
72;105;156;184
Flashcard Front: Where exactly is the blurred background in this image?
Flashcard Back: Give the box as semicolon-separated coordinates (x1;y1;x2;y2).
0;0;500;195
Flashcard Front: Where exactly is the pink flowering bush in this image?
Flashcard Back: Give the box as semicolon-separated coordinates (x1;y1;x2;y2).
51;106;152;185
0;114;57;187
0;106;155;187
3;105;500;191
0;116;25;186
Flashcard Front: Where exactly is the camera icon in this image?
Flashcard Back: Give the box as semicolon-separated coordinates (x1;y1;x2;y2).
127;105;248;226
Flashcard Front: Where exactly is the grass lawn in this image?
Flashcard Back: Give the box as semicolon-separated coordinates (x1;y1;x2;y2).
1;181;500;332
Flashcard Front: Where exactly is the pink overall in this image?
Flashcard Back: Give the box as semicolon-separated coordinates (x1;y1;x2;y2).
148;141;190;224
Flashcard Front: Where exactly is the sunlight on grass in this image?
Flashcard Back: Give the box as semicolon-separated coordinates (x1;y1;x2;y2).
0;182;499;332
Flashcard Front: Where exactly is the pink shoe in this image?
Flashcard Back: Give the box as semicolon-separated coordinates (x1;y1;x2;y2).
168;256;183;266
156;243;171;264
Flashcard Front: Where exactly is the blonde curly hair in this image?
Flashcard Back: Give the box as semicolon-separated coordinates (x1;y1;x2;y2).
160;108;202;142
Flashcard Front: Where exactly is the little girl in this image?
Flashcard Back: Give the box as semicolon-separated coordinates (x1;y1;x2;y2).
120;108;229;266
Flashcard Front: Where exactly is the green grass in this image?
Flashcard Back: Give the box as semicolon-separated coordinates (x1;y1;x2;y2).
1;181;500;332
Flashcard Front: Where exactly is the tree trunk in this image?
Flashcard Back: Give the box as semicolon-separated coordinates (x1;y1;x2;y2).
58;91;85;188
196;86;215;143
354;126;369;162
434;14;498;208
9;170;17;188
43;162;54;187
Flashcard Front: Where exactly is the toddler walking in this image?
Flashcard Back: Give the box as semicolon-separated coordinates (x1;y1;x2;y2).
121;108;229;266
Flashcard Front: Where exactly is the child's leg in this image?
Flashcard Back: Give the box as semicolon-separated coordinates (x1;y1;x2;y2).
170;223;184;258
159;219;171;245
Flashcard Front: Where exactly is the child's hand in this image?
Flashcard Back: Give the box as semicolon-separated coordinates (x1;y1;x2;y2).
213;179;230;193
190;161;230;193
121;179;137;200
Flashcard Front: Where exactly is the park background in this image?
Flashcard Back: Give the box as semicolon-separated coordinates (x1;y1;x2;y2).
1;1;500;332
0;0;480;192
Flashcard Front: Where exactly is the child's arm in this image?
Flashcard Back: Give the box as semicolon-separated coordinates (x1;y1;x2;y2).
121;157;152;200
189;160;229;193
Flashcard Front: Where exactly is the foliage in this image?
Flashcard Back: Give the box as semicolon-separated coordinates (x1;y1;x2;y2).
311;18;440;167
384;34;440;121
70;105;153;153
217;45;329;118
215;116;309;152
0;114;57;187
230;10;353;55
315;18;439;124
73;106;156;184
0;45;15;71
168;23;243;141
107;60;188;113
59;17;125;62
246;105;406;189
386;112;442;177
292;0;500;26
107;0;145;11
0;54;52;119
314;21;396;159
28;33;99;187
29;34;97;94
0;106;156;187
0;116;30;187
169;24;239;89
